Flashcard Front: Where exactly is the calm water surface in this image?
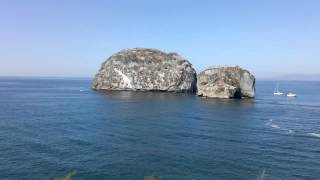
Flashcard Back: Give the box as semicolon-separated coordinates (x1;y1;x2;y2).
0;78;319;180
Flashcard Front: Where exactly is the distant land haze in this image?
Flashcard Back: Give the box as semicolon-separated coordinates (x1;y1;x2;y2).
262;74;320;81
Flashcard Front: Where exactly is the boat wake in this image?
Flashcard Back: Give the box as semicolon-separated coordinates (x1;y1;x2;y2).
287;129;294;134
307;133;320;138
266;119;294;134
266;119;279;129
270;124;280;129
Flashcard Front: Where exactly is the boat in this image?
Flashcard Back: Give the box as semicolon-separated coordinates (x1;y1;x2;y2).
274;91;284;96
287;93;297;97
273;83;284;96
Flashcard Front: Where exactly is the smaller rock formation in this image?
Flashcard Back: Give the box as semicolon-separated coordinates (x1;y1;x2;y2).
197;66;255;98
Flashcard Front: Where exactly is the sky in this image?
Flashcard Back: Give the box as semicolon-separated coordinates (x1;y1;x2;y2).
0;0;319;79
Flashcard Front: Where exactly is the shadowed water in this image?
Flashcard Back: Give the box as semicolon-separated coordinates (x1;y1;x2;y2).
0;78;319;179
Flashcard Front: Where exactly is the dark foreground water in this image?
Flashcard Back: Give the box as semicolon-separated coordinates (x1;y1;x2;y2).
0;78;319;180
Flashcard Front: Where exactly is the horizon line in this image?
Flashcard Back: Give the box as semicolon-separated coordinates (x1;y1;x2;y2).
1;75;320;81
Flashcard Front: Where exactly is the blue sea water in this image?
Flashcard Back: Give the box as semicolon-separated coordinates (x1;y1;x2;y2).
0;78;319;180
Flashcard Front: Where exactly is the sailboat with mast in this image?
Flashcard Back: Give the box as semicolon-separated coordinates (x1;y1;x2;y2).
273;83;284;96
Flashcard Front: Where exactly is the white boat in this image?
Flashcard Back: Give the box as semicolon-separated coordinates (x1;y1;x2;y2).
273;83;284;96
287;93;297;97
274;91;284;96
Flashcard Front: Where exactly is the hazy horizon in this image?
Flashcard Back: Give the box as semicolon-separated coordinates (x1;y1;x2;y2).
1;0;319;79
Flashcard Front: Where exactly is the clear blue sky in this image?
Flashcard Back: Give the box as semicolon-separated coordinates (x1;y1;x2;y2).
0;0;319;79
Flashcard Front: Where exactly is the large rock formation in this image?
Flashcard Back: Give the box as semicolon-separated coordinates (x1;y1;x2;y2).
92;48;197;92
197;66;255;98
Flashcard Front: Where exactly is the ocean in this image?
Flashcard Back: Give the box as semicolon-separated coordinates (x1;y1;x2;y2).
0;78;319;180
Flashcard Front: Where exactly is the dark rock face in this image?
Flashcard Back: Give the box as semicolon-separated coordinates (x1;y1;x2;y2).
197;66;255;98
92;48;197;92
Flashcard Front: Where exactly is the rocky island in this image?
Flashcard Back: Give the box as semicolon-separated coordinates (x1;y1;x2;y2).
92;48;197;92
93;48;255;99
197;66;255;98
